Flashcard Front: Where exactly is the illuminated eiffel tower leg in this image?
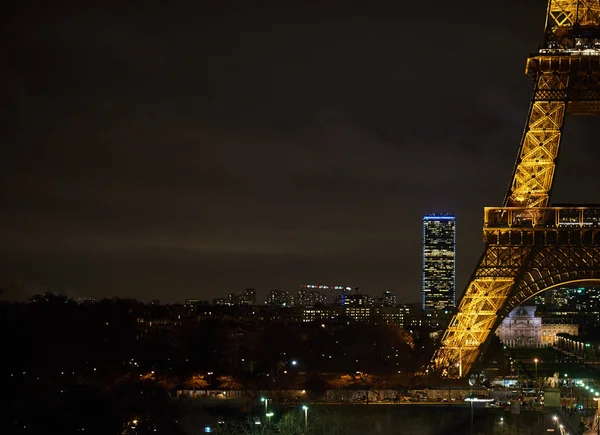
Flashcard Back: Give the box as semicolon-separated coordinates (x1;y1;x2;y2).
506;72;568;209
431;0;600;378
433;212;600;378
433;255;526;378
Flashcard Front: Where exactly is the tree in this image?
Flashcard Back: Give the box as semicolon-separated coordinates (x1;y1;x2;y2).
352;372;382;404
327;374;354;390
217;375;243;390
327;375;354;402
155;375;177;393
275;412;305;435
326;373;382;403
183;374;209;391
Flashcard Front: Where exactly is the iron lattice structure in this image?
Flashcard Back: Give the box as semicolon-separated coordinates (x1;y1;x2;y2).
431;0;600;378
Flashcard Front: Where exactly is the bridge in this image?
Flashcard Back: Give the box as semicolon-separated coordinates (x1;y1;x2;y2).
431;0;600;378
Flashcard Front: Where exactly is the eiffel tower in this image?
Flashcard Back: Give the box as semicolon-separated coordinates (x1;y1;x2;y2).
431;0;600;378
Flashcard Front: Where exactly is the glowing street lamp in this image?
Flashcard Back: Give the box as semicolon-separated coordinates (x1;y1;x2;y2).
266;412;274;424
302;405;308;430
534;358;538;380
261;397;270;412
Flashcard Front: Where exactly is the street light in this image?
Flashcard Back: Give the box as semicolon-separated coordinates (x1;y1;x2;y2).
302;405;308;430
266;412;274;424
261;397;270;412
534;358;538;384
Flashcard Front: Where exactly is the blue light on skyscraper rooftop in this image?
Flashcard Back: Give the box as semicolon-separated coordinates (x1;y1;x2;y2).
423;214;455;220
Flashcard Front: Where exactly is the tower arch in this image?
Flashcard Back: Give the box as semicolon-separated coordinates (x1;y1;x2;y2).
430;0;600;378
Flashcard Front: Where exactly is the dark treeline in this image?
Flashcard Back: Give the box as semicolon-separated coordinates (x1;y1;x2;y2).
1;293;432;377
0;293;436;434
1;294;183;435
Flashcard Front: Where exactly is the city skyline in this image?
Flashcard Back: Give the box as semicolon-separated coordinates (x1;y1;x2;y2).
2;0;600;303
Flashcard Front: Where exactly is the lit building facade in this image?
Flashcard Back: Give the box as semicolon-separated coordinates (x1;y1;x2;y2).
422;214;456;310
302;307;340;323
217;288;258;306
376;306;410;327
242;288;256;305
338;294;367;307
266;290;291;307
533;286;600;311
495;305;579;347
496;306;542;347
296;289;327;307
299;284;353;306
542;323;578;346
380;291;397;307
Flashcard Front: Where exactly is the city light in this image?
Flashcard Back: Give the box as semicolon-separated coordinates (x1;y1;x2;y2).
261;397;270;412
302;405;308;430
464;397;493;402
9;0;600;428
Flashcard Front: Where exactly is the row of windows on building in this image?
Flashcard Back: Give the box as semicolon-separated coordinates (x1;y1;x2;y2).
206;289;399;308
136;304;453;331
422;214;456;311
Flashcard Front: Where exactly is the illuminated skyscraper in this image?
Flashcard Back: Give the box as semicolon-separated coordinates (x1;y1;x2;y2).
422;214;456;310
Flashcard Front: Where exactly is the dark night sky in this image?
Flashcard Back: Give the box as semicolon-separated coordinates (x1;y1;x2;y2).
2;0;599;303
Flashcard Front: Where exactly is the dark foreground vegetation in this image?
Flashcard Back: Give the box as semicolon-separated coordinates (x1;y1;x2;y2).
0;293;448;434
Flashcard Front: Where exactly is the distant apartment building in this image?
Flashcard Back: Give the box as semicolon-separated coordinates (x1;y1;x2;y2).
213;288;258;306
533;286;600;311
296;287;327;306
266;290;292;307
531;286;600;333
376;306;410;327
380;291;397;307
302;307;340;323
299;284;354;306
241;288;256;305
300;304;430;329
341;294;368;307
422;214;456;311
184;298;202;313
